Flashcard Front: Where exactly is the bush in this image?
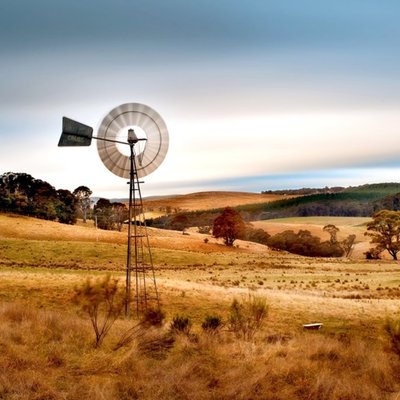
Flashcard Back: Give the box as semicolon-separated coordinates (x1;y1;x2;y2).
72;275;124;347
201;314;223;333
228;296;268;340
170;314;192;334
365;247;383;260
142;307;165;327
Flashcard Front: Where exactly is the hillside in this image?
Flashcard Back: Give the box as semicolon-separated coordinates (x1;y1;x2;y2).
237;183;400;218
0;213;268;264
142;191;296;212
251;216;375;259
148;183;400;234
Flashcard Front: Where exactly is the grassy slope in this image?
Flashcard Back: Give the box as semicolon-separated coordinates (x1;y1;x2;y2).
142;191;297;212
237;182;400;214
1;212;400;398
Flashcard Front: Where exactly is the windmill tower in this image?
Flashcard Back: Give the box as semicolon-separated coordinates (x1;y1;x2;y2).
58;103;169;317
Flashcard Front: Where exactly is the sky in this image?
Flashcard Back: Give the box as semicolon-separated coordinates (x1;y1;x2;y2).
1;0;400;198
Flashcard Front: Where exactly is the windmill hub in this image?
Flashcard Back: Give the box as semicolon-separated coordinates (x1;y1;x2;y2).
116;125;147;157
127;128;139;144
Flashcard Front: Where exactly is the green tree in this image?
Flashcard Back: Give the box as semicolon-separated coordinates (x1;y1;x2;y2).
73;185;92;223
94;198;114;230
366;210;400;260
170;213;190;231
212;207;246;246
31;179;58;220
56;189;77;224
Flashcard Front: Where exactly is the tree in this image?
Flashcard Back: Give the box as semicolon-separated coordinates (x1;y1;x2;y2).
365;210;400;260
112;202;128;232
323;224;339;244
73;185;92;223
94;198;114;230
341;234;356;257
212;207;246;246
170;214;190;231
245;226;270;245
56;189;77;224
30;179;58;220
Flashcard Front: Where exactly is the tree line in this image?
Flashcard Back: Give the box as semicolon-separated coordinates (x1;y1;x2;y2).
0;172;82;224
0;172;129;229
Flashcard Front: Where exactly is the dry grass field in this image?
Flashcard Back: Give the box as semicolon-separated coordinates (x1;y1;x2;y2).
142;191;296;212
1;212;400;399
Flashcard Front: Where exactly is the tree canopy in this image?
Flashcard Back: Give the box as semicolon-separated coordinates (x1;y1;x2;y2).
73;185;92;223
0;172;76;223
212;207;246;246
366;210;400;260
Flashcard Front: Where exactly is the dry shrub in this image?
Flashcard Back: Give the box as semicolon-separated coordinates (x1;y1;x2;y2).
170;314;192;335
201;314;223;334
72;275;124;347
228;295;268;340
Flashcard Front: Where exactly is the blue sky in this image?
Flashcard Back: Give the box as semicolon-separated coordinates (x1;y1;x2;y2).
1;1;400;197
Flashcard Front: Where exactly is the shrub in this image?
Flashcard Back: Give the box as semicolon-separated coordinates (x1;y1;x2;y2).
72;275;124;347
201;314;223;333
228;295;268;340
365;246;383;260
170;314;192;334
142;307;165;327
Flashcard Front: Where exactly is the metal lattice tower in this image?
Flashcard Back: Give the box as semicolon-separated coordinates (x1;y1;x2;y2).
58;103;169;317
126;132;159;316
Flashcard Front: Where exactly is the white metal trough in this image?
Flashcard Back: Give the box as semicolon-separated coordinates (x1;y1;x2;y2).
303;323;323;330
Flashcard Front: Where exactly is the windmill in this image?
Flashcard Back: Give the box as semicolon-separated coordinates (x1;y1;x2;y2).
58;103;169;317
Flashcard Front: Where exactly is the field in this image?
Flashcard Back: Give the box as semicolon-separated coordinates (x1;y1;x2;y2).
1;211;400;399
142;191;297;212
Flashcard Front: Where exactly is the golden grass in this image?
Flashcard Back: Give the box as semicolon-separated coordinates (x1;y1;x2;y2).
0;299;398;400
142;191;298;212
1;213;400;398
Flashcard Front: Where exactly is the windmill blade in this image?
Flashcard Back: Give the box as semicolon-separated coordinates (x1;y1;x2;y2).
97;103;169;179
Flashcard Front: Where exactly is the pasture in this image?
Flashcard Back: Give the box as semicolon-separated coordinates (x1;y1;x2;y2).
1;212;400;399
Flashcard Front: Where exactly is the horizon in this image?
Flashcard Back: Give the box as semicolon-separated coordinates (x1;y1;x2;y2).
1;1;400;198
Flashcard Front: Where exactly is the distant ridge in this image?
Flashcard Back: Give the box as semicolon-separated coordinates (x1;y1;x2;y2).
148;183;400;230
